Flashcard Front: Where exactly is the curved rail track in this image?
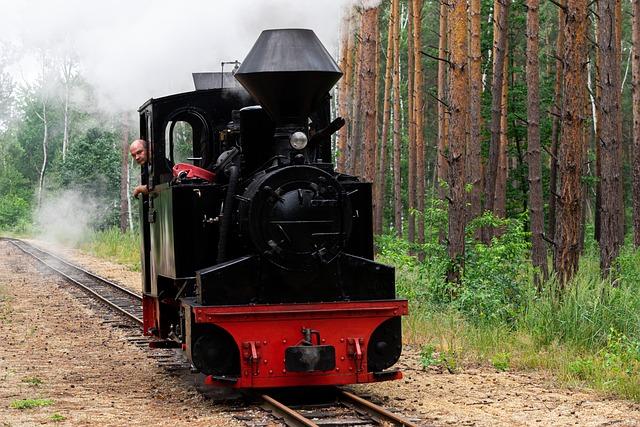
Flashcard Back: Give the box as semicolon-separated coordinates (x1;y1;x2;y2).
5;238;422;427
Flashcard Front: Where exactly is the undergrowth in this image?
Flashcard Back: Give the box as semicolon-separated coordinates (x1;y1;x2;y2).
378;213;640;401
78;228;140;271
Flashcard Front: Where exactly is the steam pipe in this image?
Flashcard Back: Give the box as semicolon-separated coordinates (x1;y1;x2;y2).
217;164;240;263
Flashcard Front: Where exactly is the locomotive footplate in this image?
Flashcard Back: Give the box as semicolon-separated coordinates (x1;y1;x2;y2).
182;299;408;388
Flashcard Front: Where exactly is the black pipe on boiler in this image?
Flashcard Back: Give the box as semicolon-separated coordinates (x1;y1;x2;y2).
217;164;239;264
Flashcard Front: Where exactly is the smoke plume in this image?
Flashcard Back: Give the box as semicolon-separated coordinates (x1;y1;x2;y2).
1;0;368;111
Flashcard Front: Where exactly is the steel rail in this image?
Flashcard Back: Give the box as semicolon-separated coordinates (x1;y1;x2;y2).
339;389;420;427
8;239;143;325
260;394;319;427
260;387;420;427
15;239;141;299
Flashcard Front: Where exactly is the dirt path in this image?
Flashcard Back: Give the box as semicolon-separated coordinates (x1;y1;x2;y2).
4;239;640;426
0;241;241;426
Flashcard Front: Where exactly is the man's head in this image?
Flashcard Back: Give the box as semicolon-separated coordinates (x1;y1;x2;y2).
130;139;148;166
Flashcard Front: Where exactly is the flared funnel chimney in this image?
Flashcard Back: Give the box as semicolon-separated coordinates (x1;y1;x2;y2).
234;29;342;126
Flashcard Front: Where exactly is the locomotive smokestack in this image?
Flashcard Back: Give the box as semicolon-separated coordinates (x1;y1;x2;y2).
234;29;342;127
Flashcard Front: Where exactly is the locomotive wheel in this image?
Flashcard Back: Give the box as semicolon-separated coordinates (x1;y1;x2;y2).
191;326;240;376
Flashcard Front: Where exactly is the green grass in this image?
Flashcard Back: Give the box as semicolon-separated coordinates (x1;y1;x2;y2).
387;226;640;401
21;376;42;386
78;228;141;271
10;398;53;409
50;413;65;422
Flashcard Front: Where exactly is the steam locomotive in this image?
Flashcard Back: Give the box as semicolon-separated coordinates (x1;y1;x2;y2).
137;29;407;388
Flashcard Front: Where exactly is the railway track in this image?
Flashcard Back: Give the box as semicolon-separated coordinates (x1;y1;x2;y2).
259;387;421;426
5;238;423;427
7;238;143;324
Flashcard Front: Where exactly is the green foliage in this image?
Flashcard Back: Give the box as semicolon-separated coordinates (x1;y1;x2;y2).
0;193;31;231
50;413;65;422
9;398;53;410
491;352;510;371
21;376;42;386
79;227;141;271
567;357;596;380
58;127;120;228
386;212;532;324
419;344;440;368
459;213;532;323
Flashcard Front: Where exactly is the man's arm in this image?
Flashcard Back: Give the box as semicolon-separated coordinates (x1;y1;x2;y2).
133;184;149;198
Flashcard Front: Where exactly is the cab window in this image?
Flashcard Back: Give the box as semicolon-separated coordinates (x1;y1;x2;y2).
165;121;194;165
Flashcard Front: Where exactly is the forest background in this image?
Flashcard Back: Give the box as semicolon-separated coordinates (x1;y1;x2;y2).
1;0;640;400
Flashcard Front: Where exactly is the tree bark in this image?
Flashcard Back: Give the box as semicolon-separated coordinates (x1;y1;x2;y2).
548;3;565;242
350;12;364;176
596;0;623;276
392;0;403;237
36;101;48;208
437;1;449;204
36;54;49;208
632;0;640;247
337;14;354;173
360;6;379;184
554;0;588;286
407;0;416;244
120;115;130;232
483;0;509;242
526;0;548;281
467;0;482;223
413;0;425;248
446;0;469;283
494;38;509;219
375;3;397;235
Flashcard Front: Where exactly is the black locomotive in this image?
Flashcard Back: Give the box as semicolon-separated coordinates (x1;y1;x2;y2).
138;29;407;388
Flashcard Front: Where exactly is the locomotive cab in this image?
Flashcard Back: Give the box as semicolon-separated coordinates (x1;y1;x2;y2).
138;29;407;389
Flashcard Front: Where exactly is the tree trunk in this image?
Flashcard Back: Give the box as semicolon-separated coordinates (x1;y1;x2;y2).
407;0;416;244
337;14;354;173
596;0;623;276
392;0;403;237
437;1;449;204
548;3;565;242
526;0;548;282
554;0;588;286
62;80;69;163
494;38;509;219
120;115;130;232
413;0;425;248
37;101;48;208
483;0;509;242
632;0;640;247
467;0;482;223
375;3;397;235
614;0;624;244
360;6;379;184
350;13;364;176
60;56;76;163
446;0;469;284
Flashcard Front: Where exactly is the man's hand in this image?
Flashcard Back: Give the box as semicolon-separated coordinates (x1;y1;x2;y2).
133;185;149;198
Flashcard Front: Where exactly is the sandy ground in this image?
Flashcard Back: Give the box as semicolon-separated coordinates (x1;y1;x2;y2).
4;239;640;426
0;241;241;427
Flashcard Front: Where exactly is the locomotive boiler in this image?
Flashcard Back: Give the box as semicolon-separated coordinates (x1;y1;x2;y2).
138;29;407;388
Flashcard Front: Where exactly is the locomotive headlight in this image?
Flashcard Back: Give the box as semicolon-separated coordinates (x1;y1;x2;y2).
289;132;308;150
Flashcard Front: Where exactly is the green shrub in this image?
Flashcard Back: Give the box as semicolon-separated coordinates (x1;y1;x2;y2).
491;352;510;371
10;398;53;409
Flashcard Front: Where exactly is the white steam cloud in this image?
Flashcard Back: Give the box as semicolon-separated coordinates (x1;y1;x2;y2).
34;190;102;246
1;0;366;111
